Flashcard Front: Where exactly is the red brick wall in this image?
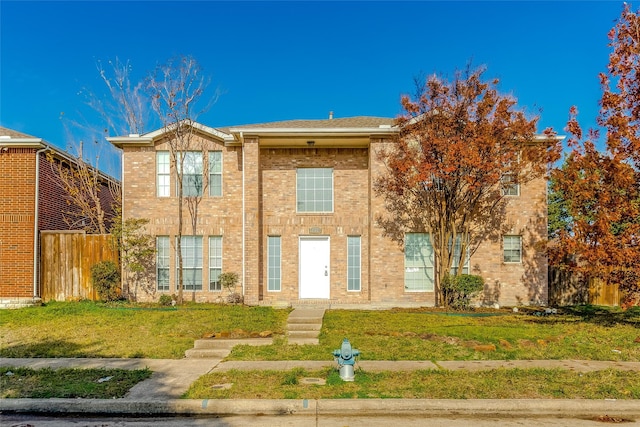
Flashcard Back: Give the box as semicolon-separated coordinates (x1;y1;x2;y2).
0;148;37;298
0;148;118;301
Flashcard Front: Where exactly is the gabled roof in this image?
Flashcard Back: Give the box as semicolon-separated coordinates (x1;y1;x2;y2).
0;126;43;146
222;116;395;131
0;126;118;183
0;126;40;139
107;116;398;149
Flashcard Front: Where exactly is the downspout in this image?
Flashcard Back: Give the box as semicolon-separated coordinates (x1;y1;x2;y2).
33;145;50;299
240;132;245;297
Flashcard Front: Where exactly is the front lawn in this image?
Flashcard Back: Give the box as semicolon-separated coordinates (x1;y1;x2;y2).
1;302;638;361
0;367;151;398
0;301;289;359
230;306;640;361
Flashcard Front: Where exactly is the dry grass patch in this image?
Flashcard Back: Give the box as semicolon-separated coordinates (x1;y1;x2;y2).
185;367;640;400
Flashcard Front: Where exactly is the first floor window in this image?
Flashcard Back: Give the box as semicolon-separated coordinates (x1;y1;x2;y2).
267;236;281;291
404;233;434;292
156;236;170;291
450;236;470;275
209;236;222;291
503;235;522;263
347;236;361;291
177;236;203;290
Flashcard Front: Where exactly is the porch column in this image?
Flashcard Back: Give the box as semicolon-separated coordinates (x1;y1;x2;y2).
243;137;261;304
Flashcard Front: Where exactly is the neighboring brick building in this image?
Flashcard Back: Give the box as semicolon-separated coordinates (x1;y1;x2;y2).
109;117;553;307
0;127;117;308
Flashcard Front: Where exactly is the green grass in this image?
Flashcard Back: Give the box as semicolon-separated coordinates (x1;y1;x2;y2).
229;306;640;361
1;302;638;361
0;367;152;398
0;301;289;359
184;367;640;399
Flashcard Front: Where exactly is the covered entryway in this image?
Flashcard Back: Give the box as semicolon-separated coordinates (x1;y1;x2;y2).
299;236;330;299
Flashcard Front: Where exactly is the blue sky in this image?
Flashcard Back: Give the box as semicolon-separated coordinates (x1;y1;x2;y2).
0;1;626;177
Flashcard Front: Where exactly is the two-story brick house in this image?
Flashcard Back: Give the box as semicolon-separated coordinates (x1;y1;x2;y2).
0;126;118;308
108;116;551;307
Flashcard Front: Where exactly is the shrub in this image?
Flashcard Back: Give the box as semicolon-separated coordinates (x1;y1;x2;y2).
442;274;484;310
219;272;239;292
158;294;175;306
90;261;121;302
219;272;242;304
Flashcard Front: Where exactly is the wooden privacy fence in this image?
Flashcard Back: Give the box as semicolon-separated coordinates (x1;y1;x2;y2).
548;266;621;307
40;231;118;301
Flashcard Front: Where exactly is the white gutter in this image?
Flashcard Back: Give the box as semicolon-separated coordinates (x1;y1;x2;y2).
240;132;245;297
33;145;50;298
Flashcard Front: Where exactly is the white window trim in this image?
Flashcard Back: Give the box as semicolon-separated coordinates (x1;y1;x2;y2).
267;236;282;292
347;236;361;292
503;235;522;264
157;152;170;197
209;151;223;197
209;236;222;292
501;173;520;196
404;233;434;292
177;151;204;197
156;236;170;291
296;168;334;213
176;236;203;291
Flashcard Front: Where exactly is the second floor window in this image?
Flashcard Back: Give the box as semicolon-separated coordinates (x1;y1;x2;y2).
178;151;203;197
501;173;519;196
209;151;222;197
296;168;333;213
157;152;170;197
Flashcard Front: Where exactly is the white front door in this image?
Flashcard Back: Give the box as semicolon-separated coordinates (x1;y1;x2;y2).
299;236;330;299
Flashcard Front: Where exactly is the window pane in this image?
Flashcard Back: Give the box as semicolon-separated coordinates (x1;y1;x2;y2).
157;152;170;197
347;236;361;291
404;233;434;291
501;174;519;196
267;236;281;291
296;168;333;212
209;236;222;291
209;151;222;196
503;236;522;263
178;152;203;196
450;236;469;275
156;236;170;291
177;236;202;290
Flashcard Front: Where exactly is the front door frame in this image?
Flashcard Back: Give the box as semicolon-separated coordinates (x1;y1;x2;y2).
298;236;331;299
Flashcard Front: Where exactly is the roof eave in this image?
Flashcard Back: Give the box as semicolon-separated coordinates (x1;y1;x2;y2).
0;138;45;148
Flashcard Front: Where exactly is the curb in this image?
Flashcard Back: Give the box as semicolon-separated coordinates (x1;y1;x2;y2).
1;398;639;418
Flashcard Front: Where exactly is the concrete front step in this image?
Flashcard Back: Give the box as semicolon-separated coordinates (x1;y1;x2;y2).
287;330;320;339
287;323;322;331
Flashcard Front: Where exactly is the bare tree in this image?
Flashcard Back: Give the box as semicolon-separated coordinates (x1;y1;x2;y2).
46;141;117;234
147;55;212;304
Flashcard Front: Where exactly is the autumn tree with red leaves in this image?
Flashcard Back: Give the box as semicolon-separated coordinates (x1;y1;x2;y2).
551;4;640;306
375;66;560;306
